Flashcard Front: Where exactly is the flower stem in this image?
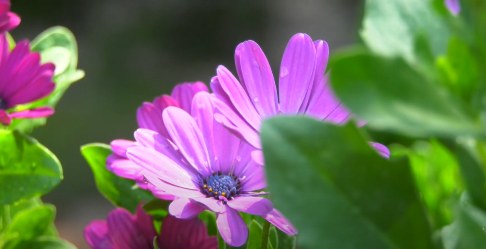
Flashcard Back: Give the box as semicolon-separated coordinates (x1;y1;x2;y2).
1;205;11;229
260;220;271;249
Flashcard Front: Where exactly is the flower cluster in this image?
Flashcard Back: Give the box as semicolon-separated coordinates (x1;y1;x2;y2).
0;0;56;126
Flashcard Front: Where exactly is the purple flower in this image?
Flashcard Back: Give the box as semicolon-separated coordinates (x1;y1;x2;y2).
0;34;55;126
126;91;297;247
84;204;218;249
106;82;208;199
445;0;460;15
211;33;389;158
0;0;20;34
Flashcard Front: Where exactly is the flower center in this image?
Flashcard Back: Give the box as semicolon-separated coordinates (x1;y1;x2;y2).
0;98;6;110
201;171;241;201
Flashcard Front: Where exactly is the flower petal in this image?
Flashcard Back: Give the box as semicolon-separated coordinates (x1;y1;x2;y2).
8;107;54;119
301;40;330;113
134;204;157;240
136;101;169;138
227;197;273;216
265;209;297;235
238;161;266;192
106;155;142;181
217;65;261;131
0;109;11;125
237;40;278;117
369;142;390;158
216;205;248;247
110;139;135;158
158;214;218;249
193;197;224;213
163;107;212;176
192;92;218;172
106;208;151;249
251;150;264;166
134;128;186;166
84;220;113;249
445;0;460;15
143;172;204;198
279;33;316;114
169;198;205;219
171;82;208;113
126;146;199;189
147;183;176;200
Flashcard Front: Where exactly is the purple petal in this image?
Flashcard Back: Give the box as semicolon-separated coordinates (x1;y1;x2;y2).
143;172;204;198
216;205;248;247
237;40;278;117
134;128;186;165
0;110;10;125
191;92;218;172
107;208;151;249
2;12;20;33
163;107;212;176
171;82;208;113
192;81;210;94
238;161;266;192
265;209;298;235
210;76;236;111
212;117;242;174
126;146;199;189
8;107;54;119
217;65;262;131
301;40;330;112
193;197;224;213
251;150;264;166
106;156;142;181
234;43;247;91
445;0;460;15
134;204;157;241
110;139;135;158
147;183;176;200
169;198;205;219
158;214;218;249
136;101;169;138
227;197;273;216
279;33;316;114
369;142;390;158
84;220;113;249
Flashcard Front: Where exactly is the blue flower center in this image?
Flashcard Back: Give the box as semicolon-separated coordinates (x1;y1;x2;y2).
0;98;6;110
201;171;241;202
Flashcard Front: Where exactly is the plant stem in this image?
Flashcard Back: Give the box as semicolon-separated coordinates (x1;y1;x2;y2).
1;205;10;229
260;220;271;249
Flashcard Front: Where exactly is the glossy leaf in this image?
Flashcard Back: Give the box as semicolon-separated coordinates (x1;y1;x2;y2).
261;116;434;249
2;205;55;249
246;220;262;249
27;236;77;249
330;51;482;138
360;0;450;63
0;131;62;205
442;203;486;249
81;143;154;213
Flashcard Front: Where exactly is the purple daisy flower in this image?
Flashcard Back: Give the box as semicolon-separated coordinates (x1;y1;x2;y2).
0;34;55;126
0;0;20;34
210;33;389;159
84;204;218;249
445;0;460;15
126;91;297;247
107;82;208;199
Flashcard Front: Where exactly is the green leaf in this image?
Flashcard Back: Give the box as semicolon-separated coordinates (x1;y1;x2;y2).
269;226;277;249
2;205;55;249
442;203;486;249
275;229;296;249
246;220;262;249
143;199;169;220
8;198;59;237
81;143;154;213
153;237;161;249
261;116;434;249
360;0;450;63
27;236;77;249
9;26;85;133
330;51;482;139
0;130;62;205
400;140;463;228
199;211;217;236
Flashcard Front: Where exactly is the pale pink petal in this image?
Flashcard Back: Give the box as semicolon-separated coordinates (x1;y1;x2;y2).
238;161;266;192
136;102;168;138
126;146;199;189
134;128;186;166
0;109;11;125
251;150;264;166
84;220;113;249
279;33;316;114
234;43;247;91
217;65;262;130
445;0;460;15
191;92;218;172
106;156;142;181
9;107;54;119
147;183;176;200
169;198;205;219
237;40;278;117
171;82;208;113
302;40;331;113
227;197;273;216
143;172;204;198
369;142;390;158
265;209;297;235
192;81;209;94
212;117;242;174
216;205;248;247
163;107;212;176
210;76;236;112
193;197;224;213
110;139;135;158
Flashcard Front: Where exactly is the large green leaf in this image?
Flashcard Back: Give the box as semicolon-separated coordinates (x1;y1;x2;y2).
81;143;154;213
0;130;62;205
9;26;85;133
442;203;486;249
1;205;55;249
330;51;482;138
27;237;77;249
261;116;434;249
246;220;262;249
360;0;450;63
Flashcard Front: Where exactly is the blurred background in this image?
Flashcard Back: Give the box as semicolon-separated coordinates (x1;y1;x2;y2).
12;0;362;247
